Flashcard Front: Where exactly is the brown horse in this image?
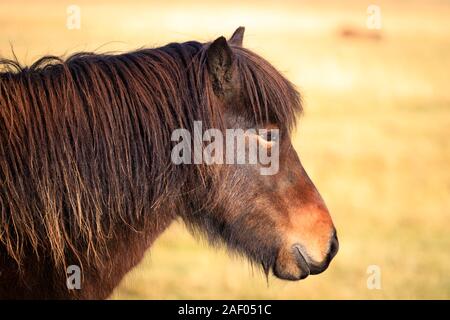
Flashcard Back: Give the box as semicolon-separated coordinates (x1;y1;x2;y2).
0;27;338;299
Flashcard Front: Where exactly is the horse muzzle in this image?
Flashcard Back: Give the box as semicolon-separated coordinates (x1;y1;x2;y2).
273;230;339;281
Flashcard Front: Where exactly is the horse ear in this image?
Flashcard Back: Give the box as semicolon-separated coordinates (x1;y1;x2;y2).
206;36;234;93
229;26;245;46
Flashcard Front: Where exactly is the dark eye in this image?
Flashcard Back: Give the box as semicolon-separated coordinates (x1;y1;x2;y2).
260;130;279;142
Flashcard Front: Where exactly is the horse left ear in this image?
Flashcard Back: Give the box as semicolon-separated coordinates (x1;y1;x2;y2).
206;36;234;94
229;26;245;47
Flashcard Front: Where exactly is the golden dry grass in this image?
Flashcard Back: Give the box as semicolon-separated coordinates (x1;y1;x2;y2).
1;0;449;299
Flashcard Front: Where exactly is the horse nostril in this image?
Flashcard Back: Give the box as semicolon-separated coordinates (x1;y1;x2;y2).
328;230;339;261
300;230;339;276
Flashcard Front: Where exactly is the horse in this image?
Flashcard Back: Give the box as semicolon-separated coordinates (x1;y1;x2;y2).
0;27;338;299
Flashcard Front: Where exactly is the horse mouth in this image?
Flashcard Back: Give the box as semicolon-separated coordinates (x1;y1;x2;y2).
272;244;311;281
293;245;311;278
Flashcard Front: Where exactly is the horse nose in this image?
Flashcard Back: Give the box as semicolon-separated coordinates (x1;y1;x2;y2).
328;230;339;261
309;229;339;275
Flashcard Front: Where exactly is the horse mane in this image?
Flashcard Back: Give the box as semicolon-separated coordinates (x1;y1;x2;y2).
0;40;302;270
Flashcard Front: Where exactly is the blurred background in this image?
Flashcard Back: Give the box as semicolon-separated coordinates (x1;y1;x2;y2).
1;0;449;299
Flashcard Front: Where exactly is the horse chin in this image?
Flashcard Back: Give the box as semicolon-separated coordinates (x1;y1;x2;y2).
272;244;311;281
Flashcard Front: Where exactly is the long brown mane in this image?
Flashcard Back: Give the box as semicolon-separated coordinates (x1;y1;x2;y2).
0;40;301;273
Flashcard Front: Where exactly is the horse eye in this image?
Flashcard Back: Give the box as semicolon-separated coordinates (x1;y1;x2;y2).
260;130;279;142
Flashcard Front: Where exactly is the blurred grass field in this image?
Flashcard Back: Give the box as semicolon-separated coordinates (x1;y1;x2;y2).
1;0;449;299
